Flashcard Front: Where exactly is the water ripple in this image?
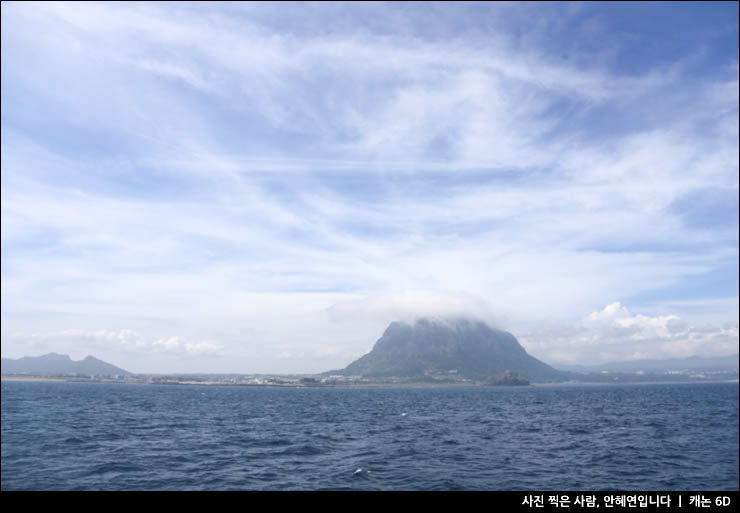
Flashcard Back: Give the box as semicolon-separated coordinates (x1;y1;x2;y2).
2;381;738;490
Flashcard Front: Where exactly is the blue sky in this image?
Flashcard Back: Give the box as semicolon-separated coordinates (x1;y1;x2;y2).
1;2;738;373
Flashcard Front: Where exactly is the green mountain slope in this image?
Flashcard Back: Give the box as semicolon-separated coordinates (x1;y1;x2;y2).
334;317;567;382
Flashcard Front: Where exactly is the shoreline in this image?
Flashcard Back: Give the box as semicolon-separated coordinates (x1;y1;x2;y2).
2;375;738;387
1;376;68;383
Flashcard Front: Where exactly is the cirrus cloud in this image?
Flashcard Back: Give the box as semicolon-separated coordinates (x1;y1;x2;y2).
1;2;737;373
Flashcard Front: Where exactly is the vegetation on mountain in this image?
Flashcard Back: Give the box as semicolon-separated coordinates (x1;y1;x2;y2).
333;317;567;382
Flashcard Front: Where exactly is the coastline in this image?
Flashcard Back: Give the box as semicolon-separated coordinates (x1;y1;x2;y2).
2;375;738;387
1;376;68;383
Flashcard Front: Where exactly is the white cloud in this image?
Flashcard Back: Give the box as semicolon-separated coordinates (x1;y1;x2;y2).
2;3;737;373
520;302;739;365
1;329;224;361
327;290;503;327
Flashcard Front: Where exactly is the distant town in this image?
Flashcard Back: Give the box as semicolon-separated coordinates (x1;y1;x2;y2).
2;367;738;387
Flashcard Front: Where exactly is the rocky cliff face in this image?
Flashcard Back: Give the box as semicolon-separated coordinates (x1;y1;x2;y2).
336;317;566;382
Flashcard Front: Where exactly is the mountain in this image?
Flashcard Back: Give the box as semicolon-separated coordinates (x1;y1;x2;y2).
555;354;740;373
332;317;568;382
1;353;132;377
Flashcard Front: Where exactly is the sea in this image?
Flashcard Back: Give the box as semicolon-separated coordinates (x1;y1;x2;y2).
1;380;738;491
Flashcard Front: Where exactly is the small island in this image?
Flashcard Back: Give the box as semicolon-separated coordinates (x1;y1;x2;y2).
486;370;530;386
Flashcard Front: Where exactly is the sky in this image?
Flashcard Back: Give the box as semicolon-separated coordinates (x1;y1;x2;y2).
1;1;738;374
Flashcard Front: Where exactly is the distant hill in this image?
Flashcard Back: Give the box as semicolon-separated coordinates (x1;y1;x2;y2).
1;353;131;377
555;354;740;373
330;317;569;382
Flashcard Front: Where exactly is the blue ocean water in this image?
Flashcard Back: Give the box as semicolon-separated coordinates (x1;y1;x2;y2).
1;381;737;490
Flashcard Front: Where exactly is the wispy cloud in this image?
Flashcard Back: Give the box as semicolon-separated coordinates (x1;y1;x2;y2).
2;2;737;372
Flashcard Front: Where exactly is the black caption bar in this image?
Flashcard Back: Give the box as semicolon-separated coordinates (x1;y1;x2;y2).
1;490;738;509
